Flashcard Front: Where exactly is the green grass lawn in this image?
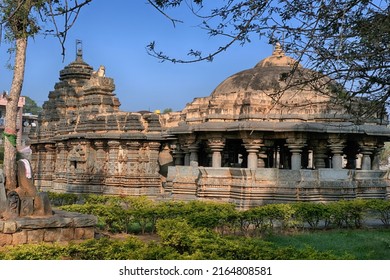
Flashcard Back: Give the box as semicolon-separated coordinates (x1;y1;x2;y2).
264;228;390;259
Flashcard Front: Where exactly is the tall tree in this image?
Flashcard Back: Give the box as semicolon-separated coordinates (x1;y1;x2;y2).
0;0;91;190
147;0;390;120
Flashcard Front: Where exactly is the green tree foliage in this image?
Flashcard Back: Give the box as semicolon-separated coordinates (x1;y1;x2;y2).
148;0;390;119
22;96;42;115
162;108;173;113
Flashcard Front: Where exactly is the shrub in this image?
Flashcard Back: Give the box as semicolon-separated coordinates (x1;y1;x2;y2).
60;203;128;233
47;192;80;206
293;202;331;229
328;200;369;228
366;199;390;226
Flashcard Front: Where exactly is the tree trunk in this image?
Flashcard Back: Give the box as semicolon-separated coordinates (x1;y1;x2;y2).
4;37;28;191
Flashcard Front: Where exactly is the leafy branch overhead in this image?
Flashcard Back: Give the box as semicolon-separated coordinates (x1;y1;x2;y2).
1;0;92;58
147;0;390;117
0;0;92;190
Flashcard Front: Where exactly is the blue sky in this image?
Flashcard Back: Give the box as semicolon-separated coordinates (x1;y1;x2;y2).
0;0;273;112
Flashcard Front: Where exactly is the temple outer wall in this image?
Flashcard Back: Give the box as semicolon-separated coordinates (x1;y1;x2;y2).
166;166;390;209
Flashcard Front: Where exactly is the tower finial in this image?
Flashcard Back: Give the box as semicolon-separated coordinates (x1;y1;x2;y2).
76;39;83;61
273;42;284;57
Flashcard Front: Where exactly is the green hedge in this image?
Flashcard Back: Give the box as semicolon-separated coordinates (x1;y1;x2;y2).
48;192;390;235
0;222;345;260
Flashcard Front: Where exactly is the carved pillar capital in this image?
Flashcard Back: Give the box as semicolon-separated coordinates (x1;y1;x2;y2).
208;137;225;152
56;141;66;150
208;137;225;168
93;140;106;150
107;140;121;148
148;141;161;151
286;137;306;170
126;141;141;150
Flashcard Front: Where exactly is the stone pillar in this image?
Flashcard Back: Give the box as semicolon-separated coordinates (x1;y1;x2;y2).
328;138;345;169
126;141;141;173
208;138;225;168
243;140;262;169
359;139;377;171
90;140;106;184
55;142;67;173
286;137;306;170
44;144;56;179
188;143;199;167
275;146;281;168
93;140;107;172
182;145;190;166
372;144;384;170
107;140;120;176
360;147;374;170
312;140;328;169
37;144;46;175
257;147;268;168
148;142;161;174
172;146;185;166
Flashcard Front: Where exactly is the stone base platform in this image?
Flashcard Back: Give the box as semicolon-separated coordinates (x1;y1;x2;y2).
167;166;390;209
0;210;97;246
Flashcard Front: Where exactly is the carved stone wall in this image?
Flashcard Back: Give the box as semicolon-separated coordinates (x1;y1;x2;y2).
167;167;390;209
29;55;167;196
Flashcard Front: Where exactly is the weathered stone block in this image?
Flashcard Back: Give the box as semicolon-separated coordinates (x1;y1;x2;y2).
43;229;60;242
15;215;73;229
72;214;98;228
12;230;27;245
0;233;12;246
355;170;387;180
27;229;45;243
59;228;75;241
319;169;350;181
3;221;17;233
254;168;279;180
74;227;95;240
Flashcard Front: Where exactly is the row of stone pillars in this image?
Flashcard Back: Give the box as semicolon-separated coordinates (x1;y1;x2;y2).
173;135;383;171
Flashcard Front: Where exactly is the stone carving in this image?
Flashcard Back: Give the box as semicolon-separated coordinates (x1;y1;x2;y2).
0;159;52;219
5;191;20;219
92;65;105;77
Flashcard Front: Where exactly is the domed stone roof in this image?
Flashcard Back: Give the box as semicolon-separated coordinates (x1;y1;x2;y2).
210;45;302;95
180;44;339;124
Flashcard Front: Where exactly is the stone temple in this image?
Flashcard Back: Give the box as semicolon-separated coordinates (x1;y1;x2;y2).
29;44;390;208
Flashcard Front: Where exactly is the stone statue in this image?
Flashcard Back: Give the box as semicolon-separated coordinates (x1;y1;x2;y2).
92;65;105;77
0;159;52;219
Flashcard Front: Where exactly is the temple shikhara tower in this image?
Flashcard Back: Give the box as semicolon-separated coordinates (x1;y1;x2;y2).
29;44;390;208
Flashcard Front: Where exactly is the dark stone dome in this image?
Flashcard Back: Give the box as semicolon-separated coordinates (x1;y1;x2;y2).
59;56;93;81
